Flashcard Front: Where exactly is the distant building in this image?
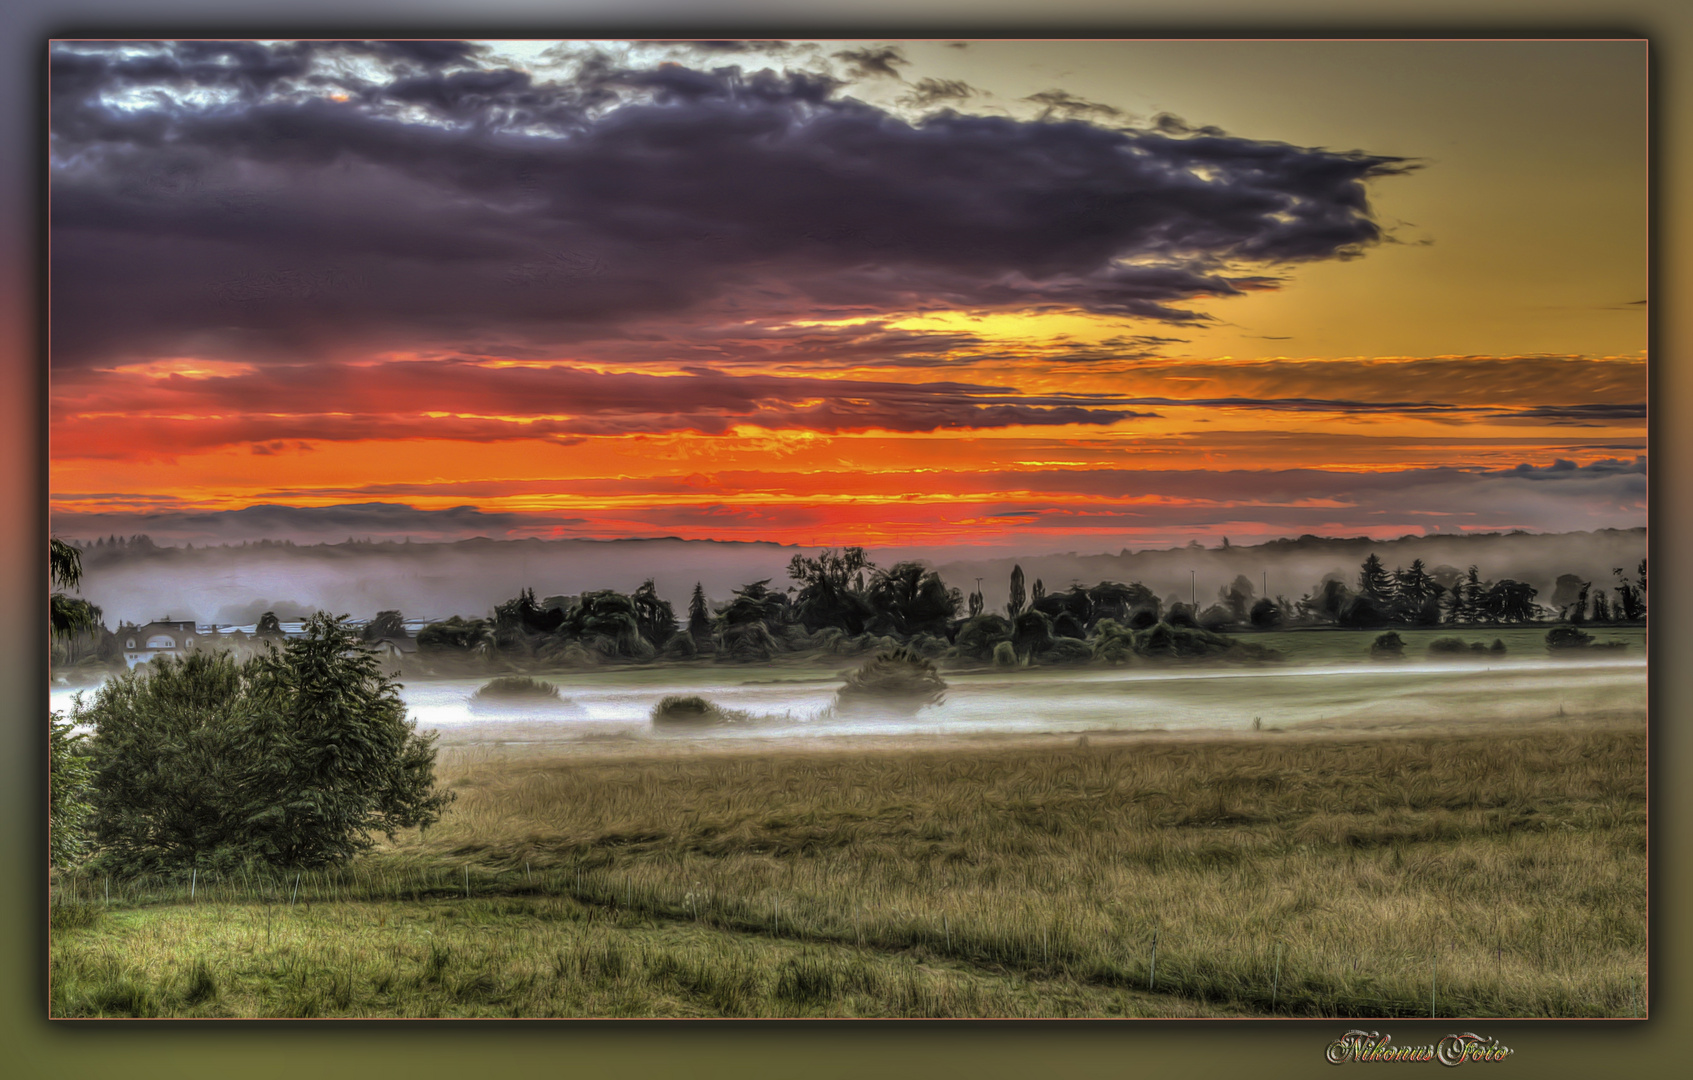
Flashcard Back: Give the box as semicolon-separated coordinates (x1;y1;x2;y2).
367;635;420;660
120;619;201;668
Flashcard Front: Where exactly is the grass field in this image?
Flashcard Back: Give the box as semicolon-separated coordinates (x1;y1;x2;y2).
49;716;1647;1019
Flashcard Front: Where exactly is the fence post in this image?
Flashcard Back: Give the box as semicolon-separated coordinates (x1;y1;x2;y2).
1272;943;1282;1011
1431;951;1437;1018
1149;928;1159;991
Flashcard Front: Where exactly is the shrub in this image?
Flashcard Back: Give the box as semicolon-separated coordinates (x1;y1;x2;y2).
1546;626;1594;651
991;641;1019;670
468;675;579;714
1428;637;1473;654
470;675;561;702
1369;631;1405;659
77;614;453;874
1090;618;1136;666
1131;622;1283;662
650;695;754;727
953;615;1012;662
836;649;947;708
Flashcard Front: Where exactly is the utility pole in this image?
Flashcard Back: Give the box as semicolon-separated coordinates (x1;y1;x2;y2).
1190;569;1196;607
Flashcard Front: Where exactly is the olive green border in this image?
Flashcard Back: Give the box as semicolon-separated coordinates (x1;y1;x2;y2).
8;3;1685;1077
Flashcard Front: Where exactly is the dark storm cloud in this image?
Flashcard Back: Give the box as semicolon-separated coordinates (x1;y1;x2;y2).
1152;113;1228;138
832;45;910;80
50;42;1413;368
900;77;979;108
1495;403;1648;424
1025;89;1124;122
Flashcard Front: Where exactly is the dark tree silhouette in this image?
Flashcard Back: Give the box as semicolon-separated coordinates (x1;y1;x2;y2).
866;561;960;638
363;610;407;640
789;547;875;634
688;582;712;638
1480;579;1539;623
1613;565;1646;621
632;580;677;647
1006;564;1026;620
1358;554;1392;604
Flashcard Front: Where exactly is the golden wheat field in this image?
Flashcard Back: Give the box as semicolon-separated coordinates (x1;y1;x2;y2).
49;716;1646;1019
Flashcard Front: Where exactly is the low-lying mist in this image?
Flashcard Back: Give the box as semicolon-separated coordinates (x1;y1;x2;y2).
62;528;1645;628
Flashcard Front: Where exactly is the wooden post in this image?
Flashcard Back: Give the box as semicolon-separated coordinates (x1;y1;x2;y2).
1272;943;1282;1011
1431;952;1437;1018
1149;928;1159;990
190;869;197;902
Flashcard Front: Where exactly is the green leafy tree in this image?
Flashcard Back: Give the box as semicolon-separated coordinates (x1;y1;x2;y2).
256;610;282;635
49;539;97;867
50;713;95;870
50;538;102;642
78;614;452;874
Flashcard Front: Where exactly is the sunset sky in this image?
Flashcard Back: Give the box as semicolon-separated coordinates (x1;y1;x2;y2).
48;38;1647;553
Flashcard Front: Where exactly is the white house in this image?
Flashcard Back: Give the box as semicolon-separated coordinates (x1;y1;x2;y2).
120;619;202;668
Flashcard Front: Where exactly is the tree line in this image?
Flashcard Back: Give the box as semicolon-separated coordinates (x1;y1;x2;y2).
400;549;1645;669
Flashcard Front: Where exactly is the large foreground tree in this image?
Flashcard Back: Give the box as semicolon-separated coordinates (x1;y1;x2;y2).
76;613;452;875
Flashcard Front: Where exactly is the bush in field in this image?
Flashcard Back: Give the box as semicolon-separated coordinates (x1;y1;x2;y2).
992;641;1019;670
76;614;452;874
1369;631;1405;659
836;648;947;709
1546;626;1594;651
650;695;754;727
1428;637;1474;655
1132;622;1282;662
1545;626;1626;654
1491;639;1508;655
469;676;574;712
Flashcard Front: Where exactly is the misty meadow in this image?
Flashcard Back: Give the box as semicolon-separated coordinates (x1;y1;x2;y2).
47;38;1646;1020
